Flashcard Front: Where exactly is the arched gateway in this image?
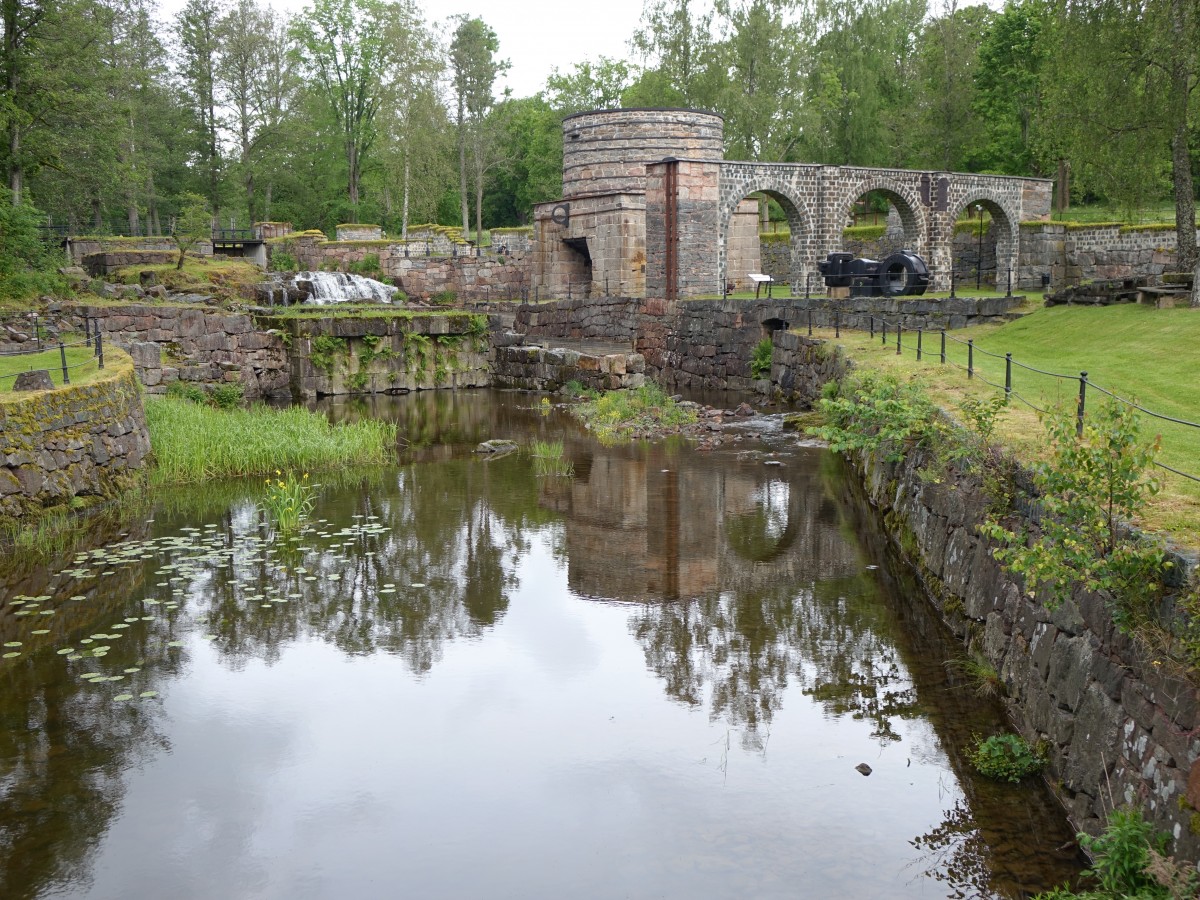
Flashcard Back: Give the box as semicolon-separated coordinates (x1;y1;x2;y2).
533;109;1052;299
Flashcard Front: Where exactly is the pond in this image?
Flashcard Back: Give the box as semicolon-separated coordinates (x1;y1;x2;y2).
0;390;1084;899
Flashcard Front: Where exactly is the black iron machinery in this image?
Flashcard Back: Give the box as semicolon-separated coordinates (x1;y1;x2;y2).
818;249;930;296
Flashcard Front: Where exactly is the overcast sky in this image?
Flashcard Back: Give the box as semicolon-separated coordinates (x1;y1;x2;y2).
156;0;652;98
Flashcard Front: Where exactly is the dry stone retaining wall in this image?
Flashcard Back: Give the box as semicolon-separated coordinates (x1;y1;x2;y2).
51;303;289;400
0;350;149;523
1019;223;1190;289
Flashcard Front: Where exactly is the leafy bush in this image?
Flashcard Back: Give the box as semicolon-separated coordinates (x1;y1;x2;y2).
968;733;1044;782
348;253;382;278
430;289;457;305
0;191;67;301
750;337;773;379
271;250;298;272
981;400;1165;611
210;383;244;409
809;372;944;462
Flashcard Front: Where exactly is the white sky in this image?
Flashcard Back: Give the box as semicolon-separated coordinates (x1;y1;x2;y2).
156;0;652;99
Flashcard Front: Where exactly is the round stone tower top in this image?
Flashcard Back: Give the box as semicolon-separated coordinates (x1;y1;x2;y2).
561;108;725;199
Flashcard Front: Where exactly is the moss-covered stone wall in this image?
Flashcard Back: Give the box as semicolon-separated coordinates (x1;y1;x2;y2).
254;312;492;398
0;349;150;524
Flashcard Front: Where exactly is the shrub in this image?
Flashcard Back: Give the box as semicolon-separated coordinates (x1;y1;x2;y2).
980;400;1165;612
271;250;298;272
430;289;457;305
809;372;944;462
0;190;68;301
165;381;207;404
210;383;244;409
348;253;382;278
750;337;773;379
968;733;1044;783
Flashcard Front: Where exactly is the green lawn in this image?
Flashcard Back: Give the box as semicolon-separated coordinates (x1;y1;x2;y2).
811;302;1200;547
0;342;104;393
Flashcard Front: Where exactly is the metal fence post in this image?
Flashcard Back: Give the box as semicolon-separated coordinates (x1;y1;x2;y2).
896;324;902;356
967;339;974;378
949;265;956;300
869;316;875;338
807;308;812;336
834;310;840;338
97;331;104;369
1004;352;1012;399
940;331;946;364
917;328;923;361
59;341;70;385
882;320;887;345
805;272;811;300
1076;372;1088;438
1006;268;1013;298
34;314;41;350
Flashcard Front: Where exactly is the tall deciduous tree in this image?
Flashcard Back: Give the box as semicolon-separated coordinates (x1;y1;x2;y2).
177;0;224;219
217;0;297;225
544;57;636;113
712;0;807;161
449;15;507;240
628;0;719;107
291;0;417;218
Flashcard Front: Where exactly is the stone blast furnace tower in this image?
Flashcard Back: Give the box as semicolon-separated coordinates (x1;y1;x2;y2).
532;108;725;300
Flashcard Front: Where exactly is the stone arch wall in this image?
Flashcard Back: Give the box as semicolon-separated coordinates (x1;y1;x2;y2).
946;185;1022;289
831;174;928;258
717;166;817;294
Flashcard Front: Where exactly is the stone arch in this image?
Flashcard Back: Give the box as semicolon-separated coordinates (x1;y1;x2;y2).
717;172;814;296
947;186;1021;290
832;176;927;259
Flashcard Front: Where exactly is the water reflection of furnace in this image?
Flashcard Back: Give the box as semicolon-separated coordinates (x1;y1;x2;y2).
542;445;862;602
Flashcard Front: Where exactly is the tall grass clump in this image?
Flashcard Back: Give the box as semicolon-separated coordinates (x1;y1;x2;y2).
145;397;397;483
529;440;573;477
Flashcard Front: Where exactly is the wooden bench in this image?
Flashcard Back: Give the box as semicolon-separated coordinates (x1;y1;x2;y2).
748;273;774;299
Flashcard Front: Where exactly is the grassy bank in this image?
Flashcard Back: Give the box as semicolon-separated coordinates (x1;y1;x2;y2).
0;342;104;393
808;303;1200;546
144;397;397;483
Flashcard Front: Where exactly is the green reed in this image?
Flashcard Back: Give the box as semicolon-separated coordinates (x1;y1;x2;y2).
145;397;397;484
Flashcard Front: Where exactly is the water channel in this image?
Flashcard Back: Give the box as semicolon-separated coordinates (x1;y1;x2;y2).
0;390;1084;898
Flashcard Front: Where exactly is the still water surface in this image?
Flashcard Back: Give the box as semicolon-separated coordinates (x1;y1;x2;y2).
0;390;1082;899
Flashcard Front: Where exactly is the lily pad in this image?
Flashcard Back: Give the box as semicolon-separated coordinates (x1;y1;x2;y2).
2;652;20;659
2;641;21;648
139;691;159;698
113;694;134;702
166;641;185;648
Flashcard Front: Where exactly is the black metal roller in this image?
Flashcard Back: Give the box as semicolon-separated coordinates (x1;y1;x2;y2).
876;250;930;296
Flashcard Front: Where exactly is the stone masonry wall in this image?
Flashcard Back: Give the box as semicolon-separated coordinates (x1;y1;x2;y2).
267;234;532;301
515;295;1026;392
52;303;289;400
492;345;646;392
0;350;150;523
1019;223;1192;290
760;334;1200;862
257;312;492;399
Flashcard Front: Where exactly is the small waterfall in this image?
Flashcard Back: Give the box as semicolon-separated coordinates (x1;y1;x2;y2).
296;271;398;304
